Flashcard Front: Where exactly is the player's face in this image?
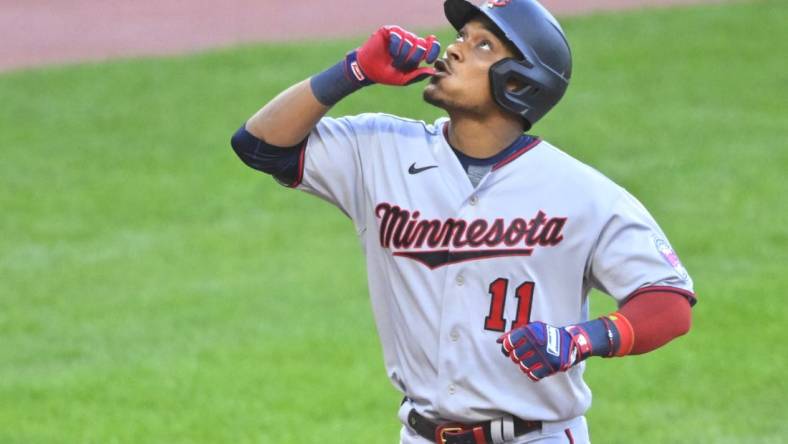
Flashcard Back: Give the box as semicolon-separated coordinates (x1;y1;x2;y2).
423;19;516;117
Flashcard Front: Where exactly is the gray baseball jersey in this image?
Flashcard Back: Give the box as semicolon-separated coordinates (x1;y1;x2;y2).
287;113;694;424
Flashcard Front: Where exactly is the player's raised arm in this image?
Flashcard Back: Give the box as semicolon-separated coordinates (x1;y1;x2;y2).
236;26;441;148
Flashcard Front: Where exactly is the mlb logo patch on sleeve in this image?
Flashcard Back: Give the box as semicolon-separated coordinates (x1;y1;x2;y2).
653;235;689;281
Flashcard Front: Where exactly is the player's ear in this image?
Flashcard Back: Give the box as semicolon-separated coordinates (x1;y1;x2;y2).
505;76;527;94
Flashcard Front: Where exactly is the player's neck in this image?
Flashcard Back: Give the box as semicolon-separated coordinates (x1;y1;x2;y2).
446;114;524;159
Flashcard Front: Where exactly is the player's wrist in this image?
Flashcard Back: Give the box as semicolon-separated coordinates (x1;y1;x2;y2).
310;51;375;107
565;313;634;360
607;312;635;356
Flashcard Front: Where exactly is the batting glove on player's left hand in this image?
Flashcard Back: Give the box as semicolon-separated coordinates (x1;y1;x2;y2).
497;322;593;381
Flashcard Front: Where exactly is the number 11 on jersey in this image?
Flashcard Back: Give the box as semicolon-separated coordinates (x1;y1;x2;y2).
484;278;535;332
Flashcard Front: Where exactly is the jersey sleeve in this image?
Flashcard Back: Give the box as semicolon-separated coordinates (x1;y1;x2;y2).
288;115;368;227
587;190;695;306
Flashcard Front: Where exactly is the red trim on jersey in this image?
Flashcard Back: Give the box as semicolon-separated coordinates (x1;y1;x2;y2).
441;122;541;172
491;137;541;171
565;428;575;444
622;285;697;307
287;137;308;188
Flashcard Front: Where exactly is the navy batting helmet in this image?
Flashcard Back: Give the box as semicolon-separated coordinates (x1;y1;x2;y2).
444;0;572;129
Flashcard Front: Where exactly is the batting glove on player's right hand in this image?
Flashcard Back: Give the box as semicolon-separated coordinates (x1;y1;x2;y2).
354;25;441;86
497;322;592;381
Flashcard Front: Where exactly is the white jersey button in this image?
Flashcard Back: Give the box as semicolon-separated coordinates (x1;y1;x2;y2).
469;195;479;206
455;274;465;286
448;384;456;395
450;330;460;342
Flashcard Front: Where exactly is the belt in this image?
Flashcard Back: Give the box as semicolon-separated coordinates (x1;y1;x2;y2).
406;409;542;444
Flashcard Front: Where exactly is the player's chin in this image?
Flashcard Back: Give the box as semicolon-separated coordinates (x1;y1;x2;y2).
422;83;448;109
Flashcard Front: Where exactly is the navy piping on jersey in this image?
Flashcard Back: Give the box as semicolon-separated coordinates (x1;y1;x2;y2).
491;137;542;171
441;123;539;172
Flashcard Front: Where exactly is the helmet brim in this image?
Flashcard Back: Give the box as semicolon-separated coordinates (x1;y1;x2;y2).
444;0;483;31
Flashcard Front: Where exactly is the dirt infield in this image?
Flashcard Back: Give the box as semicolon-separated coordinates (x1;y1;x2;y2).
0;0;724;72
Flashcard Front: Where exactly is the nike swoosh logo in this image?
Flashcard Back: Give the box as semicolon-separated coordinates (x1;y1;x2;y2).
408;163;438;175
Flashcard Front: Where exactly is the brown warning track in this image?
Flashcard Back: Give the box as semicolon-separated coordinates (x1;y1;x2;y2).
0;0;724;73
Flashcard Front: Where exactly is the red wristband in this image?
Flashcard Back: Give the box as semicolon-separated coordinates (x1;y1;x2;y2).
608;312;635;356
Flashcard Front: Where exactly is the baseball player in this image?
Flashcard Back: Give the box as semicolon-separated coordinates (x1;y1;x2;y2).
230;0;696;442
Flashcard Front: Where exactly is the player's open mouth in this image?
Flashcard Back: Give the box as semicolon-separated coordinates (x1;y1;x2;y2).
434;59;451;77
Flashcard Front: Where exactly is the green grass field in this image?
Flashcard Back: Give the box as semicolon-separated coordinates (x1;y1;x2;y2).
1;1;786;442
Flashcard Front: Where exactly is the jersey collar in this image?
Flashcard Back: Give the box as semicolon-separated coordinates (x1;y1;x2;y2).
441;123;541;172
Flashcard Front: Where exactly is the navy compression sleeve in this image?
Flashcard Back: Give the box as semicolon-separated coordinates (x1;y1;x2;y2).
230;125;306;187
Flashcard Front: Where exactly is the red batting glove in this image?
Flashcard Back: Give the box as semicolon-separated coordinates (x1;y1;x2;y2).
355;25;441;86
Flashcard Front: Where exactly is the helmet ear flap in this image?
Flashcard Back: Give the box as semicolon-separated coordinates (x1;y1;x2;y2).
489;58;538;129
489;56;567;130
